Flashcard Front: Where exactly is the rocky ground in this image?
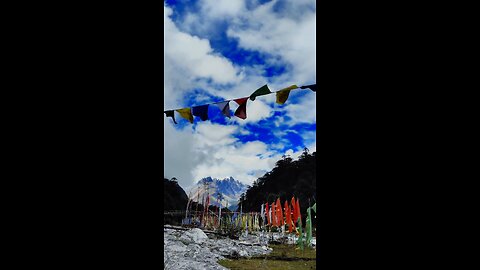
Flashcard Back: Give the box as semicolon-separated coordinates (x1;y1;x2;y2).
164;228;274;270
164;227;315;270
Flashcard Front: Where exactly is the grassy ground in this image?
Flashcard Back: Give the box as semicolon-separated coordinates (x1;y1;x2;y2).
218;244;316;270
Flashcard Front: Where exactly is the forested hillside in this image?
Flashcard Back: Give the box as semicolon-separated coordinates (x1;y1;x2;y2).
238;148;316;223
164;178;189;211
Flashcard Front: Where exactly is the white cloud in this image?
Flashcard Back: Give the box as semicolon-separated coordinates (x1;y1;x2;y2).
226;2;316;84
163;1;316;190
231;98;273;125
200;0;246;18
190;122;284;186
164;4;241;109
283;91;317;124
164;120;196;187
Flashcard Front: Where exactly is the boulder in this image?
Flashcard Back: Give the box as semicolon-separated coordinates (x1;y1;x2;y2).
239;249;248;257
181;228;208;244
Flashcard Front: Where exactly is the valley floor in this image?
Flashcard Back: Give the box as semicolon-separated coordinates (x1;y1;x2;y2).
164;227;316;270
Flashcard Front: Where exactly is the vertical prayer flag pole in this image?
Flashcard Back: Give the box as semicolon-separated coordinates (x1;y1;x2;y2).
306;199;313;247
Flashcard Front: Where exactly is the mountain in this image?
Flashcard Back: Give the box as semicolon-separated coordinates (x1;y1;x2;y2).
164;178;189;211
187;177;247;211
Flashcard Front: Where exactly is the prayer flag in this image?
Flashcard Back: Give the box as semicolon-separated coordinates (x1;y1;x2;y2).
164;110;177;124
291;196;297;223
280;203;284;226
276;198;283;226
275;85;298;104
268;204;272;226
296;198;301;221
306;205;313;246
260;203;265;227
249;213;252;232
234;97;248;119
272;202;277;227
265;202;270;225
205;194;210;211
285;201;292;233
218;204;222;228
176;108;193;123
296;217;304;250
300;84;317;92
312;203;316;213
192;104;209;121
249;84;272;101
214;101;231;118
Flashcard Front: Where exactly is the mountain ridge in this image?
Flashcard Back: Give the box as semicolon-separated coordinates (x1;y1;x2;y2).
188;176;247;211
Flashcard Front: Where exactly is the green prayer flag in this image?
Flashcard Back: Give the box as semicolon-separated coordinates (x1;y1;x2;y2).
306;207;312;247
296;217;304;250
249;84;272;101
312;203;316;213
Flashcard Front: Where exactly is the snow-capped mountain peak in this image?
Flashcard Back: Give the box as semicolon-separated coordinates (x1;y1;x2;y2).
187;177;247;210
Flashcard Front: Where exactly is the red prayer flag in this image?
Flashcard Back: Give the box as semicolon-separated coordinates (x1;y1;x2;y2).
285;201;292;233
277;198;283;226
234;97;248;119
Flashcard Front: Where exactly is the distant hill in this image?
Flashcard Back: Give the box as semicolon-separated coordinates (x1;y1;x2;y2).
164;178;189;211
187;177;247;211
238;148;316;224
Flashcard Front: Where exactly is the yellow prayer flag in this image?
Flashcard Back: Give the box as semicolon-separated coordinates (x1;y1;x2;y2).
276;85;298;104
176;108;194;123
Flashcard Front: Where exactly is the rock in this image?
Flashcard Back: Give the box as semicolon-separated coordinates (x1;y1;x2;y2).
239;250;248;257
229;250;240;259
165;241;187;252
182;228;209;244
164;228;271;270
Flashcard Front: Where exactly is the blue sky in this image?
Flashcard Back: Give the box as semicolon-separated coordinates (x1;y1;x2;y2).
163;0;316;190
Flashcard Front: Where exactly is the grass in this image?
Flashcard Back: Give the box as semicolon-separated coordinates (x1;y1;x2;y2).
218;244;316;270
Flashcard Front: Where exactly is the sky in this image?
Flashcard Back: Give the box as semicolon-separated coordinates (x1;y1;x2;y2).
164;0;316;191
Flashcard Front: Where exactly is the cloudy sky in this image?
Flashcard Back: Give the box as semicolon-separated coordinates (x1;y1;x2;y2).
164;0;316;191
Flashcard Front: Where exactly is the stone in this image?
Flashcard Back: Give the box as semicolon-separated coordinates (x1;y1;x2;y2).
239;249;248;257
183;228;209;244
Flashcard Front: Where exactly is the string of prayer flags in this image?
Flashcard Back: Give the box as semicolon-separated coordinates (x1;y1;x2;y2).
192;104;209;121
164;82;316;124
164;110;177;124
234;97;249;119
249;84;272;101
276;85;298;104
176;108;194;123
214;101;231;118
300;84;317;92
